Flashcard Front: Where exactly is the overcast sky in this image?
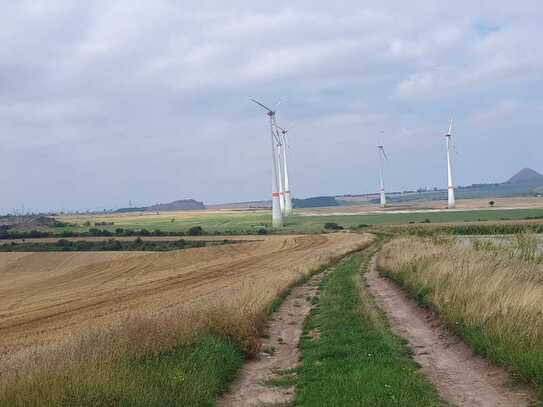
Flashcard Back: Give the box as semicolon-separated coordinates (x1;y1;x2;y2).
1;1;542;213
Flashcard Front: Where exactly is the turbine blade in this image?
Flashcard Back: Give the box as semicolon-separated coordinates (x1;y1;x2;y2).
448;119;453;136
382;148;389;160
452;140;459;155
274;123;287;133
273;128;282;145
250;98;274;113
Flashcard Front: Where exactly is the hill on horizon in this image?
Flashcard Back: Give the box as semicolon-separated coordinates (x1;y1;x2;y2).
504;168;543;187
113;168;543;213
116;199;205;213
292;196;339;209
335;167;543;205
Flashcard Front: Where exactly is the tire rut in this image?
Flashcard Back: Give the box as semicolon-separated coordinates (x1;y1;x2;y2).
366;256;537;407
218;269;330;406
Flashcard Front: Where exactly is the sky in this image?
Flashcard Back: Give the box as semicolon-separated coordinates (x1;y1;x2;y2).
1;1;542;213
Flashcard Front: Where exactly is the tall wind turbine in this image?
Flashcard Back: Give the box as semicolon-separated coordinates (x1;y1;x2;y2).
251;98;283;227
445;119;455;209
274;133;286;214
377;142;388;207
275;124;293;216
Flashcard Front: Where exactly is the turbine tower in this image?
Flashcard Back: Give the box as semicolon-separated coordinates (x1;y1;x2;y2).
275;124;293;216
251;98;283;227
377;143;388;207
445;119;455;209
275;134;286;214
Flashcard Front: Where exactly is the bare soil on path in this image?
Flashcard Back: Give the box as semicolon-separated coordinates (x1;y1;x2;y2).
218;268;330;406
366;257;537;407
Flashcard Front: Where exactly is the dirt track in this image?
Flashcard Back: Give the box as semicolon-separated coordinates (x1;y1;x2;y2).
366;257;536;406
218;265;328;406
0;233;369;355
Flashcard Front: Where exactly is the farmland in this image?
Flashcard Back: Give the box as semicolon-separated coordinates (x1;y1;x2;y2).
0;233;370;354
0;233;373;405
4;199;543;405
41;204;543;236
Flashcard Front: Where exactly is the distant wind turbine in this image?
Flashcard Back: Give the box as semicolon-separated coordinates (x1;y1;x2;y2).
445;119;456;209
377;142;389;207
251;98;283;227
274;123;293;216
274;131;286;214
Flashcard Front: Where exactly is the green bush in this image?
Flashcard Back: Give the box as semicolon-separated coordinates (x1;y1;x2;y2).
188;226;204;236
324;222;343;230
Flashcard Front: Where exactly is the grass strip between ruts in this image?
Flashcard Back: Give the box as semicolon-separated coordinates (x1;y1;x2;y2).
294;251;443;406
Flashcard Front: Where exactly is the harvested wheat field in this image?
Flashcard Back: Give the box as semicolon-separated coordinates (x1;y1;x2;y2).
0;233;371;360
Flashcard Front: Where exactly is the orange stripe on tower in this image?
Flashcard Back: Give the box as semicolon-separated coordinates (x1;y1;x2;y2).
272;192;280;197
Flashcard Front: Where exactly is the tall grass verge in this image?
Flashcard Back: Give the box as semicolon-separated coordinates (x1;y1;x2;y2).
378;236;543;398
396;220;543;237
0;300;260;407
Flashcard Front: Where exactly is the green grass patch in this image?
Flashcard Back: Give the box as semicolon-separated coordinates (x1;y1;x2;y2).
261;373;297;388
23;207;543;237
400;221;543;236
1;335;243;407
295;253;443;406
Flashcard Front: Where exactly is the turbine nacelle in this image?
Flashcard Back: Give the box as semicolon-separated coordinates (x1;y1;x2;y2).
377;145;389;160
251;98;276;117
274;124;288;135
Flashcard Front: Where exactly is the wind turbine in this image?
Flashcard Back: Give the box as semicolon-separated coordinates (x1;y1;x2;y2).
274;124;293;216
274;132;286;215
251;98;283;227
377;142;388;208
445;119;455;209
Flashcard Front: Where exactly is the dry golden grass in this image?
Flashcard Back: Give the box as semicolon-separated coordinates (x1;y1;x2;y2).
0;233;373;385
378;236;543;394
56;208;261;224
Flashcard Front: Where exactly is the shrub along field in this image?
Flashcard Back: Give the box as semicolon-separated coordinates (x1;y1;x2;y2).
377;236;543;398
395;220;543;236
0;233;373;406
0;238;236;252
9;207;543;238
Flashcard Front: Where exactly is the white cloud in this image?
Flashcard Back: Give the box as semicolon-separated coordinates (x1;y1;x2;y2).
0;1;542;211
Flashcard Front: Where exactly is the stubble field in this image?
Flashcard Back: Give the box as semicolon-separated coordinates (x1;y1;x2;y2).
0;232;372;365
